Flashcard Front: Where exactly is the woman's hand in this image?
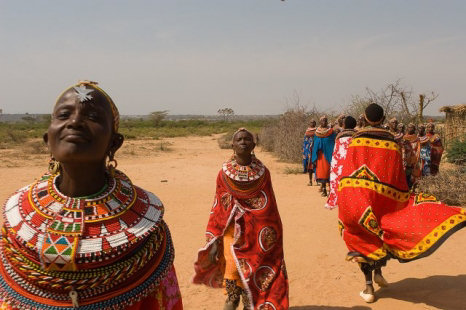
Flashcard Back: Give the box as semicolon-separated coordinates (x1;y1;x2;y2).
209;240;219;263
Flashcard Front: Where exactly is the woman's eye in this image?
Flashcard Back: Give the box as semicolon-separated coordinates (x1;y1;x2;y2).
88;112;99;121
56;111;70;119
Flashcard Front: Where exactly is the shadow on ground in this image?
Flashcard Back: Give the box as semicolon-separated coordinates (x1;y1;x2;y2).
290;307;371;310
377;274;466;310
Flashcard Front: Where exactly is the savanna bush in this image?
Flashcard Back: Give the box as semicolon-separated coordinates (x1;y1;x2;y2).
260;106;320;162
416;167;466;206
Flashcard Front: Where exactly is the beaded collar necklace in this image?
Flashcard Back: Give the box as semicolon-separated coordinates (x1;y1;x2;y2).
50;173;114;205
418;135;430;144
305;127;317;136
336;129;355;139
404;133;419;142
394;132;404;141
222;156;265;182
315;126;333;137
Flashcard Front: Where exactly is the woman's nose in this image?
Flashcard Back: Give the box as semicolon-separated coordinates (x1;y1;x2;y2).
67;112;84;128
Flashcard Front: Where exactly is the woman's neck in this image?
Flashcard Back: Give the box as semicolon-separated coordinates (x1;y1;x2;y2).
57;162;108;197
234;154;253;166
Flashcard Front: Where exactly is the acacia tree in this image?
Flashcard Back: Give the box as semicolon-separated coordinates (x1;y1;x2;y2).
149;110;168;127
217;108;235;121
345;79;438;124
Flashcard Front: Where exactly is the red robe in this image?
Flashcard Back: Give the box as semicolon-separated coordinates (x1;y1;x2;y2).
193;157;289;310
338;128;465;262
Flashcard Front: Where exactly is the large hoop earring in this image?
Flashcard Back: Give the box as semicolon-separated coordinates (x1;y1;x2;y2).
48;157;60;175
107;156;118;177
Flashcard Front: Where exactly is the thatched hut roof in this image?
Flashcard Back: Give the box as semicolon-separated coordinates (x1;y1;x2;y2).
440;104;466;114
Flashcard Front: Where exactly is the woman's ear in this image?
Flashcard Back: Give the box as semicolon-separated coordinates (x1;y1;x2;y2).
110;133;124;154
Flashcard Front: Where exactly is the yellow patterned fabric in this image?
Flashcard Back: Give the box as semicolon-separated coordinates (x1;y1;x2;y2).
350;137;400;153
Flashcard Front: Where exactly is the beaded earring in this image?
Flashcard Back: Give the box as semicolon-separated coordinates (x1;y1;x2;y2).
48;157;60;175
107;155;118;177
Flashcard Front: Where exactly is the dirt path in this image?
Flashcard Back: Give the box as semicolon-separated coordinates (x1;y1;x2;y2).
0;135;464;310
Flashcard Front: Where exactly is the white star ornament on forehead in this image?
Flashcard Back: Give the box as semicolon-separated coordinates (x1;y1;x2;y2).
73;85;94;102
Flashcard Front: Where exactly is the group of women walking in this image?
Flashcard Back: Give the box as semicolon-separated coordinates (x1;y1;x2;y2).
0;82;464;310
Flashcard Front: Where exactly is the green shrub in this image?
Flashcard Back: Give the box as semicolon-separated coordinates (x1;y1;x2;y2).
446;139;466;165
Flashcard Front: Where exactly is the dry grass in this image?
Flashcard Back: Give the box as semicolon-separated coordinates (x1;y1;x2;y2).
416;167;466;206
23;140;49;154
119;140;173;157
217;131;234;149
283;165;303;174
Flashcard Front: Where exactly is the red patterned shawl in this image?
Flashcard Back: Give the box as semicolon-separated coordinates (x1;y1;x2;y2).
337;128;465;262
193;157;289;310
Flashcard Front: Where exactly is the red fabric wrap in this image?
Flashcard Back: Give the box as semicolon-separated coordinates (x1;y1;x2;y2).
193;166;289;310
427;133;444;175
337;130;466;262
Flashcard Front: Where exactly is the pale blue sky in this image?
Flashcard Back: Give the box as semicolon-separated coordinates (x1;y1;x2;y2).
1;0;465;115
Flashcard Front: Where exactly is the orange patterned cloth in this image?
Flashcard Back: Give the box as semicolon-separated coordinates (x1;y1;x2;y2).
338;128;465;262
193;156;289;309
223;223;242;286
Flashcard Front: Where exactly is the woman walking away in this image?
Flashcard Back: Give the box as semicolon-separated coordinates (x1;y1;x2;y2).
302;120;317;186
0;81;183;310
418;124;432;177
394;123;416;188
426;122;444;175
325;116;356;210
311;116;337;197
193;128;289;310
337;103;466;303
403;123;421;185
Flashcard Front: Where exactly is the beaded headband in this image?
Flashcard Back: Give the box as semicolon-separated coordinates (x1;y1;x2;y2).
232;127;255;143
55;80;120;132
364;103;384;126
319;115;327;121
364;114;384;126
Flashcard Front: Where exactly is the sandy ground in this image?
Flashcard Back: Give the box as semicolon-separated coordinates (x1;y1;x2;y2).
0;135;465;310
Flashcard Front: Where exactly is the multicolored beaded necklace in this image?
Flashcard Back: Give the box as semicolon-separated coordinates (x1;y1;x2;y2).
1;170;173;309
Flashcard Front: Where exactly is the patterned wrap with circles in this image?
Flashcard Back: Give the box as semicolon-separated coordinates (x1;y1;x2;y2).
193;157;288;309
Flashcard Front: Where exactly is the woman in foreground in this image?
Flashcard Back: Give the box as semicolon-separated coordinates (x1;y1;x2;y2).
0;81;182;309
193;128;289;310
